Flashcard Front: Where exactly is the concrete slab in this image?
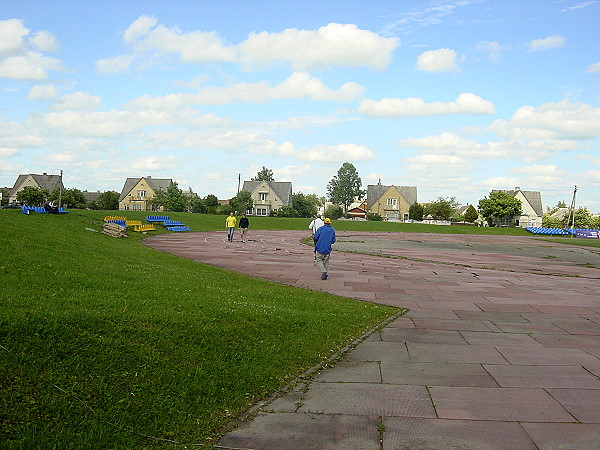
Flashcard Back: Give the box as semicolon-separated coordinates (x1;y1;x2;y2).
547;388;600;423
384;417;537;449
381;361;499;387
217;412;381;450
521;422;600;450
297;382;436;418
430;386;576;422
483;364;600;388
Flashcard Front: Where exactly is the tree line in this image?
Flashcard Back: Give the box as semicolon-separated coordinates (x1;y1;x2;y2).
11;164;599;228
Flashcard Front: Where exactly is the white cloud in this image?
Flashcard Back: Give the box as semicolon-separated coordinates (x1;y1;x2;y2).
30;30;60;53
51;92;102;111
528;35;565;52
416;48;458;72
586;62;600;73
0;51;63;81
131;155;177;171
475;41;503;61
297;143;376;162
0;147;20;157
238;23;398;70
0;19;29;56
122;15;236;64
27;83;58;100
95;54;133;75
561;1;597;12
488;100;600;140
126;72;364;108
359;93;494;118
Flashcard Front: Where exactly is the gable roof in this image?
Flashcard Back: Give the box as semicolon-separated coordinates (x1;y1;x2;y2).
241;180;293;206
495;188;543;216
366;184;418;209
119;177;173;201
9;173;63;198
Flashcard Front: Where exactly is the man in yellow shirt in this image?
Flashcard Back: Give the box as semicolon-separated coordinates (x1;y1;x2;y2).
226;212;237;242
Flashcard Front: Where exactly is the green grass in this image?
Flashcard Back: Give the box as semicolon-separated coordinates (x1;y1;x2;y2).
540;237;600;248
0;210;399;448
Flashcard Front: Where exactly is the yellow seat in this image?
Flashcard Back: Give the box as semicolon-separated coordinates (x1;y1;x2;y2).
134;224;156;232
126;220;143;227
104;215;126;222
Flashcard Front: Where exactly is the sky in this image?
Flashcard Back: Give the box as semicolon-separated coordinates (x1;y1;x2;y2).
1;0;599;212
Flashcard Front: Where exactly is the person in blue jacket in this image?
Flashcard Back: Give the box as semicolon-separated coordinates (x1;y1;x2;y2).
313;218;336;280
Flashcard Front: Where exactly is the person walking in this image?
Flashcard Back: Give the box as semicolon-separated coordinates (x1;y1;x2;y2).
239;213;249;242
308;214;324;259
308;214;324;238
226;212;237;242
313;218;336;280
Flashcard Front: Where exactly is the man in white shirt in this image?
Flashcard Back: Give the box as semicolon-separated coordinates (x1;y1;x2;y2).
309;214;324;237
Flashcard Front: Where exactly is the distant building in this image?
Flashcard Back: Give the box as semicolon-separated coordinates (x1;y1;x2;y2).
241;180;292;216
366;183;418;221
8;173;64;203
118;176;173;211
494;187;543;227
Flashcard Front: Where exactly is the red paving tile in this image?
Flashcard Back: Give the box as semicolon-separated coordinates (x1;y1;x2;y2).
143;231;600;448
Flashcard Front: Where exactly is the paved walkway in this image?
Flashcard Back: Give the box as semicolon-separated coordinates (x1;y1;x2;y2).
144;230;600;449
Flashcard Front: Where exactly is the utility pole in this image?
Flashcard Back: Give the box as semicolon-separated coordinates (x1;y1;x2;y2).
568;185;577;237
237;173;241;194
58;169;63;208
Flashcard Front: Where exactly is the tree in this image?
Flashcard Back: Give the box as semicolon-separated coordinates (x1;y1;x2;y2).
542;214;562;228
563;207;593;228
271;205;299;217
464;205;479;223
96;191;120;210
51;187;86;208
291;192;318;218
478;191;522;226
17;186;47;205
229;190;253;214
204;194;219;214
151;183;186;212
326;162;365;212
424;197;457;221
409;202;424;221
324;204;343;220
251;166;274;181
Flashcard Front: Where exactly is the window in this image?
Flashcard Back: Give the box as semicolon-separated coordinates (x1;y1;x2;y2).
259;192;268;201
256;208;268;216
137;190;146;198
133;203;142;211
386;198;397;207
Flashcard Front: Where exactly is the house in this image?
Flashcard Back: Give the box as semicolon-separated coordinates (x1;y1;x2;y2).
8;173;64;204
494;187;543;227
346;201;367;219
366;184;418;221
241;180;292;216
118;176;173;211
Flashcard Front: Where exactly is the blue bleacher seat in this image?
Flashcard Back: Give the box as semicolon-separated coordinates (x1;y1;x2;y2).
166;226;191;232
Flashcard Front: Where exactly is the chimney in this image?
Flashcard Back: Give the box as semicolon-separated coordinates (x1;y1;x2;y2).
515;186;520;191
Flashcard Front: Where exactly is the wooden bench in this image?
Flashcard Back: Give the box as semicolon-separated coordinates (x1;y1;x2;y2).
102;222;127;238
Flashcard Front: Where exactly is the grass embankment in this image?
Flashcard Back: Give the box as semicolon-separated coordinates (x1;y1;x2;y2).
0;210;398;448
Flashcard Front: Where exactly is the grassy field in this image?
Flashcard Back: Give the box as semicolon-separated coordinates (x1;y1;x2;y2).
0;210;400;448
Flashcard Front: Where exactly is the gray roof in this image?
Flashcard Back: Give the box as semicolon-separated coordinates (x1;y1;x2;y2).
367;184;418;209
9;173;64;198
242;180;293;207
495;188;543;216
118;177;173;201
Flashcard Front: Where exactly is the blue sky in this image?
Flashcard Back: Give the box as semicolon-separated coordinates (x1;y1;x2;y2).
1;0;599;212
